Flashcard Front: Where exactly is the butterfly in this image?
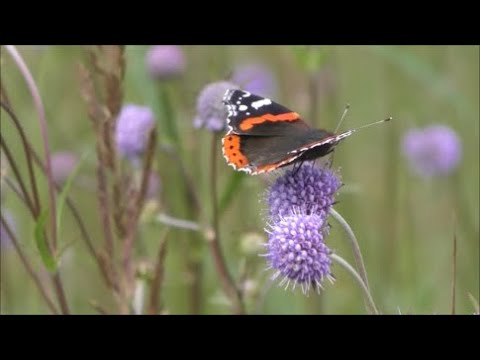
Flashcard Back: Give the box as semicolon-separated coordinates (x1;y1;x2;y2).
222;89;390;175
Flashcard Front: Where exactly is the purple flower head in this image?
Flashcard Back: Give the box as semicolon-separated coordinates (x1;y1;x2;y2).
232;64;277;98
265;212;333;293
116;104;155;162
146;46;186;80
193;81;239;132
402;125;462;177
51;152;78;185
1;209;16;248
267;163;341;220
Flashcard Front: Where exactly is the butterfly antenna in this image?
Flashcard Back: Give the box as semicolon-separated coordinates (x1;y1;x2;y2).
334;103;350;133
350;117;393;133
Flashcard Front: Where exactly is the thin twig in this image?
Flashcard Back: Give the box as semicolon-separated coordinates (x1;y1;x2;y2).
5;46;58;250
208;134;244;314
330;208;371;290
2;104;115;299
308;71;319;125
51;273;69;314
1;214;59;314
451;229;457;315
159;144;201;214
0;78;13;106
123;130;157;292
5;46;69;314
23;135;107;284
330;209;374;314
155;213;201;231
158;141;203;314
0;135;36;216
1;101;41;214
95;148;115;259
331;253;379;315
4;178;31;209
148;229;169;314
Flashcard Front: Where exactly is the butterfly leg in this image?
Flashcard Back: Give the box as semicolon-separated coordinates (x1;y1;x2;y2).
326;149;335;168
292;159;306;176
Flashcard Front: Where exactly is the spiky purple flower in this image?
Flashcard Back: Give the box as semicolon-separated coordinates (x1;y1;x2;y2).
51;152;78;185
146;45;186;80
265;212;333;293
267;163;341;220
232;63;277;98
115;104;155;162
193;81;239;132
402;125;462;177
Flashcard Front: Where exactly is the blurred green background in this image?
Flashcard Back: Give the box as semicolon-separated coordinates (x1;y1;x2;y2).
1;45;478;314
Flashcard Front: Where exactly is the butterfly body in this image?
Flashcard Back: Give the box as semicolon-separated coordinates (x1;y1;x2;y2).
222;89;355;175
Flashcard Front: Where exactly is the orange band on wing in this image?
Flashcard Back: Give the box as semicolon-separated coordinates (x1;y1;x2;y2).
239;112;300;131
222;133;249;169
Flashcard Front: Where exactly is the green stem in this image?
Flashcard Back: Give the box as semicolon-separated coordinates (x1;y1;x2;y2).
4;46;58;251
208;134;244;314
331;254;379;315
330;208;377;314
330;208;371;290
158;84;181;149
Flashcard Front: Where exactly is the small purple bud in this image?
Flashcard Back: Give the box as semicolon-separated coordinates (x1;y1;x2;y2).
402;125;462;177
115;104;156;162
193;81;239;132
146;46;186;80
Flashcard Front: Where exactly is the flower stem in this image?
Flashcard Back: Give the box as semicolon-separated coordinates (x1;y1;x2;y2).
330;253;379;314
148;229;169;314
1;214;59;314
155;213;201;231
330;208;375;314
451;229;457;315
4;46;58;251
209;134;244;314
330;208;371;290
1;101;41;215
158;84;181;149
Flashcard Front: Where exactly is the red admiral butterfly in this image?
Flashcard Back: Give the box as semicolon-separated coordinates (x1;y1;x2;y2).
222;89;391;175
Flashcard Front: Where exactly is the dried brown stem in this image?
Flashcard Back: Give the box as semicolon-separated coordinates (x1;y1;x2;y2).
4;46;58;251
51;273;70;314
208;134;244;314
0;135;36;216
148;229;169;315
1;101;41;214
123;130;157;292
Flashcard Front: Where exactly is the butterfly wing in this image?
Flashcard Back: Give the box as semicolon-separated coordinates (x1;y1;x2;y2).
222;133;305;174
221;90;353;175
223;89;311;136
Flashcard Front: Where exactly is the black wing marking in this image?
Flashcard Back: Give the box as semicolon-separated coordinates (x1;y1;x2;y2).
223;89;310;136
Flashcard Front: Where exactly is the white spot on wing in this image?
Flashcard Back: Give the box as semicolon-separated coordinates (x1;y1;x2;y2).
251;98;272;110
239;105;248;111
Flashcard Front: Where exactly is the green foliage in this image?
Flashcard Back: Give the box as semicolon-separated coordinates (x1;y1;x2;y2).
1;45;478;314
34;209;58;272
